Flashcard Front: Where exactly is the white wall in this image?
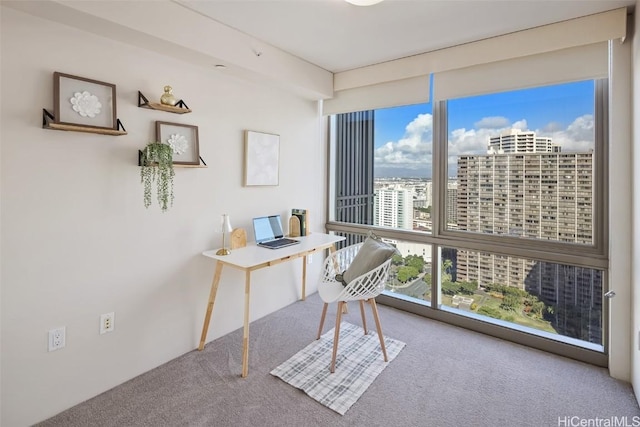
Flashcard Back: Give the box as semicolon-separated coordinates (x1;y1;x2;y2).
609;20;634;382
632;0;640;407
0;7;326;426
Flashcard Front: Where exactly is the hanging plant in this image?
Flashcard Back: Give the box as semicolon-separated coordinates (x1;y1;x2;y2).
140;142;175;212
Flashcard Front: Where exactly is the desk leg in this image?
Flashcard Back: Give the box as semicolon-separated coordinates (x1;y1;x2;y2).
198;262;224;351
241;270;251;378
301;256;307;300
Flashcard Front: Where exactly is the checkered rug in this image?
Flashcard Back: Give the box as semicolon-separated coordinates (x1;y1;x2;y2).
270;322;406;415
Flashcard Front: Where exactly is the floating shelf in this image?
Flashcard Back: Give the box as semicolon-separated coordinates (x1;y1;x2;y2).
42;109;127;135
138;150;207;168
138;91;192;114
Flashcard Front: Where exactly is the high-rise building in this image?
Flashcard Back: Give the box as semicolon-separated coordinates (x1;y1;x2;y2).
374;188;413;230
455;131;600;342
488;129;561;154
456;151;593;244
447;181;458;226
424;181;433;208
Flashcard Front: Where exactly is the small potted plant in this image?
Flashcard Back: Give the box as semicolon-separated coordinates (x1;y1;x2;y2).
140;142;174;212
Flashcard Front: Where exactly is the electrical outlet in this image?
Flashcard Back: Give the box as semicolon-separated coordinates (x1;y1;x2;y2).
48;327;66;351
100;312;115;334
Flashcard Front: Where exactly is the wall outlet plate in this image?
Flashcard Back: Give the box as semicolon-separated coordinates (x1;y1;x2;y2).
100;312;115;334
48;327;66;351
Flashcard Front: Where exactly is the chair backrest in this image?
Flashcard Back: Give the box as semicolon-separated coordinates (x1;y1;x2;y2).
337;257;393;302
320;243;393;302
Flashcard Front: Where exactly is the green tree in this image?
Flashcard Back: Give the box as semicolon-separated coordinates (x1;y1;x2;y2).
406;255;425;273
458;281;477;295
441;259;453;282
397;266;419;283
532;301;546;318
441;280;458;295
478;306;502;319
500;294;520;311
391;254;404;266
423;273;432;286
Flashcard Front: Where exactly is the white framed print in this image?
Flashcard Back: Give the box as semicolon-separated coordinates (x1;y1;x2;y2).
156;121;200;165
244;130;280;186
53;72;117;130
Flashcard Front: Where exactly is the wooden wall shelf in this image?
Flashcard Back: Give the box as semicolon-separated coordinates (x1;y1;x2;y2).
138;150;207;168
174;163;208;168
138;91;192;114
42;109;127;135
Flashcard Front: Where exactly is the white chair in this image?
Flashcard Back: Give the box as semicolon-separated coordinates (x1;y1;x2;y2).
316;241;395;373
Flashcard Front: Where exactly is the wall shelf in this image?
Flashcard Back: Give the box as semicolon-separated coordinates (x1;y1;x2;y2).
42;109;127;135
138;91;192;114
138;150;207;168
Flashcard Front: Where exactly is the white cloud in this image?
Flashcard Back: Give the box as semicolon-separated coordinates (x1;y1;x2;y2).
474;116;510;129
374;113;433;176
536;114;594;152
374;112;595;177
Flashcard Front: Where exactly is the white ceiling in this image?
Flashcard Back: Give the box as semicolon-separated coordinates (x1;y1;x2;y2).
176;0;635;73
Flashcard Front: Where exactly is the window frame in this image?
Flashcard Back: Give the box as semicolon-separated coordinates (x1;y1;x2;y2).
325;78;610;366
433;79;608;270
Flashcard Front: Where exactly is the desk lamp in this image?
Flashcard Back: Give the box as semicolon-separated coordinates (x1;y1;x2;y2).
216;214;233;255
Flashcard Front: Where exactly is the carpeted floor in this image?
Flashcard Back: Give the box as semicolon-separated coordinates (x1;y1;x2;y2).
271;321;406;415
38;292;640;427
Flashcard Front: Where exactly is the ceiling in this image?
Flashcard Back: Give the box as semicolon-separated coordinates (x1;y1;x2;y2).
176;0;635;73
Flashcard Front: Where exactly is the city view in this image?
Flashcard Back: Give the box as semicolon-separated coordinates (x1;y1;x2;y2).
364;81;602;345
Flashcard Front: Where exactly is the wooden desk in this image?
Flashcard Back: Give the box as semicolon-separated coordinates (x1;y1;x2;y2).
198;232;345;377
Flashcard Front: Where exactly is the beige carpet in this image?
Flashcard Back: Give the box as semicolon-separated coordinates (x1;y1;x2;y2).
38;292;640;427
271;322;405;414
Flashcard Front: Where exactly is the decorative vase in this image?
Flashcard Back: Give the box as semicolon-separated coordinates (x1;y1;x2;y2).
160;85;177;106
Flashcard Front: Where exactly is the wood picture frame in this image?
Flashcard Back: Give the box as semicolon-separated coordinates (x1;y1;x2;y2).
155;121;200;165
244;130;280;186
53;72;118;131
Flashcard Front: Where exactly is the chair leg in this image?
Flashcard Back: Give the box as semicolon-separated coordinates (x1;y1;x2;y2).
331;301;344;373
317;303;328;340
359;300;368;335
369;299;388;362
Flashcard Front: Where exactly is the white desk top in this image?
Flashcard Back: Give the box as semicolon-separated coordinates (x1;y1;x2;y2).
202;232;345;269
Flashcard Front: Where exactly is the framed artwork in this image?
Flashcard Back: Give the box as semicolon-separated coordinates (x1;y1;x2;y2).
156;121;200;165
53;72;117;130
244;130;280;186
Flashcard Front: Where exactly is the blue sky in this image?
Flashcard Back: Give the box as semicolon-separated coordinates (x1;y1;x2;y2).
373;80;596;178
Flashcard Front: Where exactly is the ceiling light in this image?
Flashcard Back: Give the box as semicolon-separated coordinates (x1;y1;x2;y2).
345;0;384;6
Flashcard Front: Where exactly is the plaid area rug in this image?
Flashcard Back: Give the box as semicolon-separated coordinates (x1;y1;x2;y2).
270;322;406;415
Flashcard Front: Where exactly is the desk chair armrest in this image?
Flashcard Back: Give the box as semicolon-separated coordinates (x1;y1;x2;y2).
337;257;392;301
320;242;364;279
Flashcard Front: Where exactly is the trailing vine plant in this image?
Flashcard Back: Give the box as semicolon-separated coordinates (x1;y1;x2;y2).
140;142;175;212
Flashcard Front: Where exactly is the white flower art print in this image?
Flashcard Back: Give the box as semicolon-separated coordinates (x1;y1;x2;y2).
69;91;102;118
155;121;199;165
167;134;188;155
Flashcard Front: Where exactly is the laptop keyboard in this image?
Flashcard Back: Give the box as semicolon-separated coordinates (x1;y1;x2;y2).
260;238;298;248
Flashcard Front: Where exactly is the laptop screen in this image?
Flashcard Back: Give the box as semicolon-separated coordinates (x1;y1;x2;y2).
253;215;285;243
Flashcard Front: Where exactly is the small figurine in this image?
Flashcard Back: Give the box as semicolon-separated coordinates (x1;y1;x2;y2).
160;85;177;106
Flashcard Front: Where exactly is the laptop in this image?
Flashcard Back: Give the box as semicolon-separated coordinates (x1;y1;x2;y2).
252;215;301;249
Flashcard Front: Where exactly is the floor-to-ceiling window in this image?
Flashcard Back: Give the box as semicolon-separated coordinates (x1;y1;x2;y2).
326;51;609;364
438;81;606;349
